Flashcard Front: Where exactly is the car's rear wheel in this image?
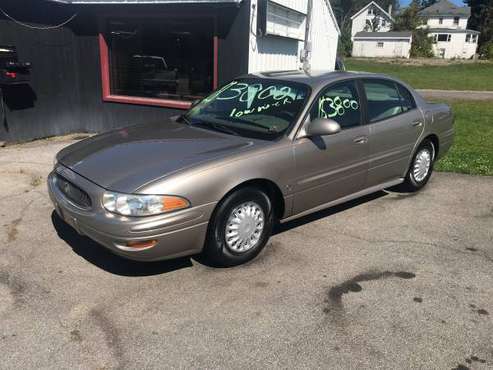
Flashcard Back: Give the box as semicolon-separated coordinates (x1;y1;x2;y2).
401;140;435;192
203;187;274;267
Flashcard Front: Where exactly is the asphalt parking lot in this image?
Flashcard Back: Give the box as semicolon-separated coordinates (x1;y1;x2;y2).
1;137;492;369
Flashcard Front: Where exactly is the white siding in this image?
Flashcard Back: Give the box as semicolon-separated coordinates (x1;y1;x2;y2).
352;38;412;58
351;4;392;39
309;0;339;70
248;0;339;73
426;16;468;30
430;32;478;59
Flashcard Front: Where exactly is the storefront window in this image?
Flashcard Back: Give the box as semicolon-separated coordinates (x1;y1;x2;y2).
105;18;214;105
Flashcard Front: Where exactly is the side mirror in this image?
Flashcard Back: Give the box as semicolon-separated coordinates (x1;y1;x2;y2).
303;118;341;138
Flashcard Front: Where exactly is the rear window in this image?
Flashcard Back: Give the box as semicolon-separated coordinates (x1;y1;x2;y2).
363;79;403;122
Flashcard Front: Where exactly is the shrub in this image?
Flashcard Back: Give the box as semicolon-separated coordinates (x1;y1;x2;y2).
410;29;434;58
480;42;493;60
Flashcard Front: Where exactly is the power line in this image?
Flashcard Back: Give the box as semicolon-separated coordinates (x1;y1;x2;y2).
0;6;77;30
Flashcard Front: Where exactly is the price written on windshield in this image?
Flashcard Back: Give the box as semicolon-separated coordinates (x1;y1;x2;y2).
202;81;298;118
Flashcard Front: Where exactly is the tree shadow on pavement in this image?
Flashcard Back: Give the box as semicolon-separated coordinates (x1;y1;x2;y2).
51;212;193;277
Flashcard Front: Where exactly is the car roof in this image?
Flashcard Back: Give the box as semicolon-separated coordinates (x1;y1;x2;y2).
244;70;394;89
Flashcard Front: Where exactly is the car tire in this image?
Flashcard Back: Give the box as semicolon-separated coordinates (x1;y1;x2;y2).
401;140;436;192
203;187;274;267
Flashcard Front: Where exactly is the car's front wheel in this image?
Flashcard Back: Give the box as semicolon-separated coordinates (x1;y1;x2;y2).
203;187;274;267
401;140;436;192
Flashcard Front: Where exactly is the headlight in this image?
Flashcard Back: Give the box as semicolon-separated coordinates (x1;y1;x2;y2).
102;192;190;217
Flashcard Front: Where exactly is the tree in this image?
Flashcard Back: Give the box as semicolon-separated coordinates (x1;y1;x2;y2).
465;0;493;52
365;16;382;32
392;1;434;57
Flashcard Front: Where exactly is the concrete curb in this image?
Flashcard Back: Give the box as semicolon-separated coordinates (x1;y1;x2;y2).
417;89;493;101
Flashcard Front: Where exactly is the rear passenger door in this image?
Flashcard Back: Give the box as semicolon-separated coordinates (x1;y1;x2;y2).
362;79;424;187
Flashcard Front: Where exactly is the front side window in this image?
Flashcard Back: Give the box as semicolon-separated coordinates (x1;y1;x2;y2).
363;79;404;122
106;18;214;103
184;78;309;140
310;81;361;129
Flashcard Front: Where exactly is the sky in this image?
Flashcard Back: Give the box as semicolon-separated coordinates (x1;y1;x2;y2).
400;0;465;6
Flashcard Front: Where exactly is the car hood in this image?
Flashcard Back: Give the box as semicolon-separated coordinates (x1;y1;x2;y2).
57;120;260;193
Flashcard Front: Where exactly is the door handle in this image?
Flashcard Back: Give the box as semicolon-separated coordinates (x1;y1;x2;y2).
412;120;423;127
353;136;368;144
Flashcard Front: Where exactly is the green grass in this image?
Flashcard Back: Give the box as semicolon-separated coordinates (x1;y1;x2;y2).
435;100;493;176
345;59;493;91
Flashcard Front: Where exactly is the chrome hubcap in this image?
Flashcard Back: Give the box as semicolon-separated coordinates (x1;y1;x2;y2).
225;202;265;253
413;148;432;182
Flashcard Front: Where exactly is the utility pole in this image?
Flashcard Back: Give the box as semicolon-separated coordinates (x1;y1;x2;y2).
302;0;313;72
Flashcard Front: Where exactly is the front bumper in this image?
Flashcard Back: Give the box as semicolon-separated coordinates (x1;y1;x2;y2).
48;165;216;261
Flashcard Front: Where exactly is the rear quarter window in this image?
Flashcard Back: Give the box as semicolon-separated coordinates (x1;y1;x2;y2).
363;79;405;122
396;83;417;112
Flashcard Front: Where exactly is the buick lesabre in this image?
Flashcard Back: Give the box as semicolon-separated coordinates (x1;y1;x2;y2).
48;70;454;266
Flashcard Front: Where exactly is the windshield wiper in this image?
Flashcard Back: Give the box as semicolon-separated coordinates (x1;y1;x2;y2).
194;121;240;136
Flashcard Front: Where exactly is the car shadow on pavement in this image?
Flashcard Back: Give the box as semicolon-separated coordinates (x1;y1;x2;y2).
274;191;388;235
51;212;193;277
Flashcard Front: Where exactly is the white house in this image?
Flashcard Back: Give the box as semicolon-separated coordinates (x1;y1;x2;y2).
249;0;341;72
419;0;479;59
352;31;413;58
350;1;394;40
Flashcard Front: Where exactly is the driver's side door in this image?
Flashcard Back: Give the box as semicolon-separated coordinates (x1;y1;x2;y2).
292;80;370;215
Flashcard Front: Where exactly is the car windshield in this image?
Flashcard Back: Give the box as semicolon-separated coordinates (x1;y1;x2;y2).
182;78;310;140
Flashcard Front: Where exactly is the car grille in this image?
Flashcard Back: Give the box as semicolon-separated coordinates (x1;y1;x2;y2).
55;174;92;209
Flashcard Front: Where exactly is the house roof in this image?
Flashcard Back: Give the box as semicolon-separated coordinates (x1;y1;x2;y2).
45;0;241;4
418;0;470;18
427;28;480;34
350;1;394;22
354;31;412;39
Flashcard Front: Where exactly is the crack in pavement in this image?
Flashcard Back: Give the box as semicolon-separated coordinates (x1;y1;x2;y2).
5;200;35;244
89;308;126;370
323;228;493;265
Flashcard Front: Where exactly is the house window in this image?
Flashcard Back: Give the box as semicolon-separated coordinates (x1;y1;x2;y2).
453;17;460;25
99;17;217;109
368;7;374;15
266;1;306;40
472;34;478;43
377;42;384;48
439;17;443;24
437;34;451;42
466;34;471;43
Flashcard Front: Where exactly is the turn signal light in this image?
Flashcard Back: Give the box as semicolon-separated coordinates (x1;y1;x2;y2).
126;240;158;249
163;196;189;212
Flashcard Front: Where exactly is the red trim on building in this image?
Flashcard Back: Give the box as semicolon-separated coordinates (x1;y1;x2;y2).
98;22;218;110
